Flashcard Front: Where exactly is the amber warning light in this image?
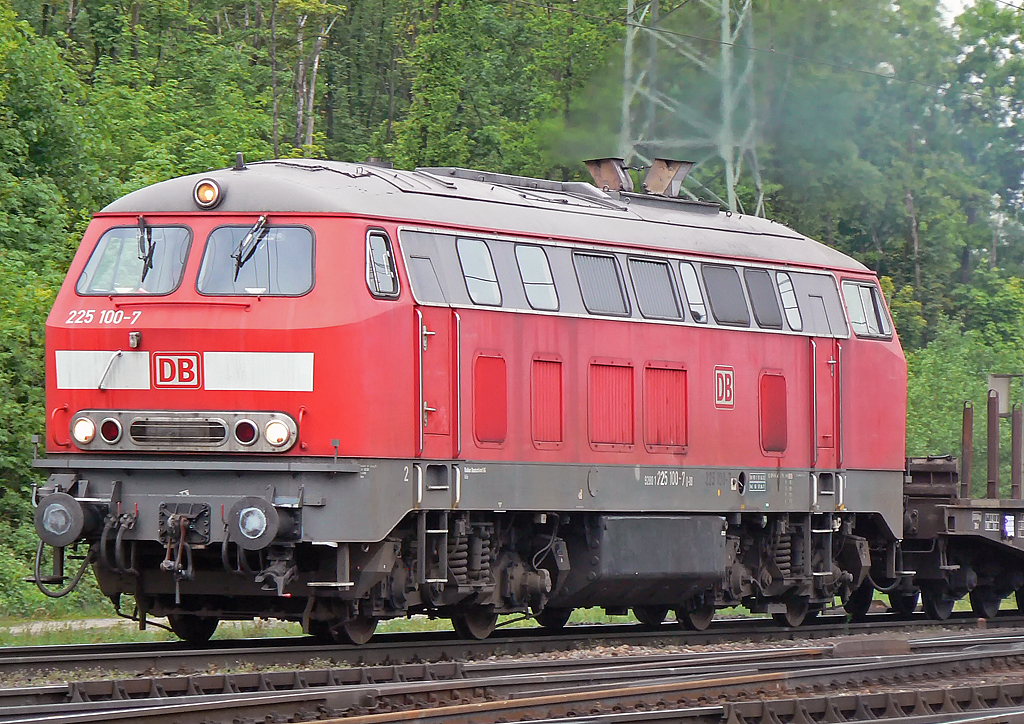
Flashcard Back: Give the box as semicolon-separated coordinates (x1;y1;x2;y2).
193;178;222;209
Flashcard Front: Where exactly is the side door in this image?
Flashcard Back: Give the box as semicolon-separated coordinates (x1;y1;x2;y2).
416;304;458;459
810;335;840;470
803;289;843;471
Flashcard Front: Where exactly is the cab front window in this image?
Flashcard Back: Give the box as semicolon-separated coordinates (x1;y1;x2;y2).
198;224;314;296
76;225;191;296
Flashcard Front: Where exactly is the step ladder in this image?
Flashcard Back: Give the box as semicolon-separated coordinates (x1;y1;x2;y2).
810;513;834;579
416;510;449;584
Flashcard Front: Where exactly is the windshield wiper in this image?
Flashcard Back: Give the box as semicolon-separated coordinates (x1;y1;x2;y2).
231;215;269;281
137;215;155;284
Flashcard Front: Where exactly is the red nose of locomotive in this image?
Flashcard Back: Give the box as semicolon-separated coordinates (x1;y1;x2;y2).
45;212;317;457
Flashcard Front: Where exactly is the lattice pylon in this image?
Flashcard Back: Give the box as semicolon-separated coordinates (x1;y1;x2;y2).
619;0;764;215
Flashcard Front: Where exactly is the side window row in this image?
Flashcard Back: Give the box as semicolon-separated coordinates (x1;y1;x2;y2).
388;230;883;340
445;234;808;333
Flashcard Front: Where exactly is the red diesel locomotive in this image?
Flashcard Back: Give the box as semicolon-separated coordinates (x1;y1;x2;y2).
32;157;908;644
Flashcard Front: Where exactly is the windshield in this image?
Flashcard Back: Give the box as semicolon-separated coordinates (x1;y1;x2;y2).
76;226;191;295
197;225;314;296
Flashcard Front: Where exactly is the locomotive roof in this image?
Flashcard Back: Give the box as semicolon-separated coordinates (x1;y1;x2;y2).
102;159;868;272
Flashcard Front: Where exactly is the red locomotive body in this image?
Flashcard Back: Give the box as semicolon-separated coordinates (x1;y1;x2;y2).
34;160;906;642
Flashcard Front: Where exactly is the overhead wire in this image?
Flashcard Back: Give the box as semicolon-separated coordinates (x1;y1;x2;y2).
507;0;1024;108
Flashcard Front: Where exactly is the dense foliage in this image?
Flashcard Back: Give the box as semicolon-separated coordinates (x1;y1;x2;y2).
1;0;1024;613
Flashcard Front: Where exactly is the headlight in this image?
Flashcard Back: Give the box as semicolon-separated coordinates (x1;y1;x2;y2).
265;420;291;447
72;417;96;445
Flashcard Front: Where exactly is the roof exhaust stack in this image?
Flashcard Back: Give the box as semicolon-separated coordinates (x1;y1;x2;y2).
642;159;693;196
584;158;634;193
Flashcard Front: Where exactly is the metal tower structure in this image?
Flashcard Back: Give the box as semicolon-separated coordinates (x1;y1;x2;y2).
619;0;765;215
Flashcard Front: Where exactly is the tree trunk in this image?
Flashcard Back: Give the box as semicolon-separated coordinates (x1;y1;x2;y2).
131;2;141;60
905;191;921;289
960;206;975;284
270;0;280;157
294;15;308;148
303;17;338;146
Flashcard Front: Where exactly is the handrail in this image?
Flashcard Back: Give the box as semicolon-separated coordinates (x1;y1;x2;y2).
416;309;425;457
810;339;817;468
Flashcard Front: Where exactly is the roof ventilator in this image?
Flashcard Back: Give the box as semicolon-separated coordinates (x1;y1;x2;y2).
642;159;694;196
583;158;634;193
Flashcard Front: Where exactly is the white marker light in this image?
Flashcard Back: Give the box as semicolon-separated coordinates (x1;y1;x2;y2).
72;417;96;445
265;420;291;447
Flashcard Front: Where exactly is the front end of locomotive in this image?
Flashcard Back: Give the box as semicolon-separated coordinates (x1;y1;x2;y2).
32;165;410;644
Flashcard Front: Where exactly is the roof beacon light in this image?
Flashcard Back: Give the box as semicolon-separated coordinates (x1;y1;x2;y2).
193;178;222;209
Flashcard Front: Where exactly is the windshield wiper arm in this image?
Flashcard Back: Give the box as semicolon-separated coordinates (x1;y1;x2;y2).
231;215;269;281
137;215;156;284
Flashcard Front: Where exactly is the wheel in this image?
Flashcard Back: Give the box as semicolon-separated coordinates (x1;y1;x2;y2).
452;607;498;640
306;616;377;645
969;588;1002;619
167;613;219;645
337;615;378;645
677;603;715;631
535;607;572;631
922;587;955;621
844;583;874;621
889;590;920;618
632;606;669;627
772;596;810;627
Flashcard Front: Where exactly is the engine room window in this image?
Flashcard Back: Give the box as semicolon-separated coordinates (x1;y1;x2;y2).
842;280;892;338
366;231;399;298
515;244;558;310
474;355;507;443
574;252;629;316
198;224;314;296
77;225;191;296
702;264;750;326
760;373;788;453
679;262;707;323
629;258;681;320
776;272;803;331
456;238;502;306
744;268;784;329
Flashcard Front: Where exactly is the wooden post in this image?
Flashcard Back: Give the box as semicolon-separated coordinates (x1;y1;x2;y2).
988;390;1000;499
961;401;973;499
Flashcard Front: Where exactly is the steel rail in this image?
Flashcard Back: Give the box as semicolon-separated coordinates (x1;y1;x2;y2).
319;645;1024;724
1;609;1023;678
5;633;1024;724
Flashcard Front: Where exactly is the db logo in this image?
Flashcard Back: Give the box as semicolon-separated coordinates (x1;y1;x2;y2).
153;353;202;388
714;366;735;409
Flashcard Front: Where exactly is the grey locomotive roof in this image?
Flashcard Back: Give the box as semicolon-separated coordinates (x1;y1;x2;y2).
102;158;868;272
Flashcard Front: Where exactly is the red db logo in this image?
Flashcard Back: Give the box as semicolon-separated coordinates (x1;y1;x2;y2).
714;366;735;409
153;353;202;388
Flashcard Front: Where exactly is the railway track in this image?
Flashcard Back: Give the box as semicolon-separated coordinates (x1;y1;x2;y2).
3;627;1024;723
2;609;1023;679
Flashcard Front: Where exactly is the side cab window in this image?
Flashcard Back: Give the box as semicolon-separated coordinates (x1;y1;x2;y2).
841;280;892;338
366;230;400;298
